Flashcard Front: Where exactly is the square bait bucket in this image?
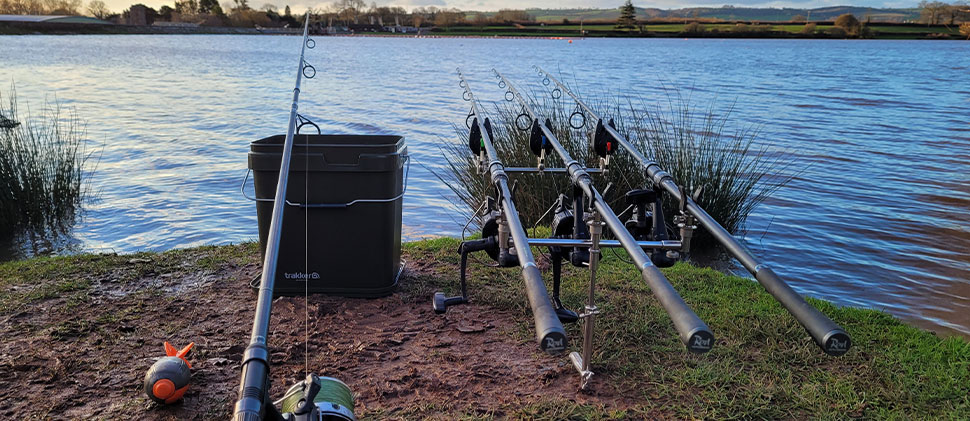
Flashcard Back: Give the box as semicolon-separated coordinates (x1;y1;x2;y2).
245;134;407;297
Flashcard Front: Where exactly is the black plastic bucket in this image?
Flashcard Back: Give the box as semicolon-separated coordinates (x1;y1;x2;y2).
246;134;406;297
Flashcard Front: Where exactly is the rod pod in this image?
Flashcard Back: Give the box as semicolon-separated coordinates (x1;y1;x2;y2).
493;69;715;355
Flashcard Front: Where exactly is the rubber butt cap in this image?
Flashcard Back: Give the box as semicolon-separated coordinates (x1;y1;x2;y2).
686;328;715;354
822;330;851;356
539;331;567;355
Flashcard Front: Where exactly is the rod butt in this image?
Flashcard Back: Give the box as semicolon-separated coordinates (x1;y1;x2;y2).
755;266;852;356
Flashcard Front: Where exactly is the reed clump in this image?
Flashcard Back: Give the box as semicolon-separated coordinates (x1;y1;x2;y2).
0;88;93;244
625;95;795;241
440;85;796;251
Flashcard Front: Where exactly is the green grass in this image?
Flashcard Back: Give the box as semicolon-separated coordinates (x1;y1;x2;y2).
403;237;970;419
0;242;259;311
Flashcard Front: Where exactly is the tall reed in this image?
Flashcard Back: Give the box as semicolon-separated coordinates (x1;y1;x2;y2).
0;88;93;244
626;94;796;240
438;86;796;251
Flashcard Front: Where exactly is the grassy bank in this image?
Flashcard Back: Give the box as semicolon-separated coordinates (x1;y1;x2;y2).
0;239;967;419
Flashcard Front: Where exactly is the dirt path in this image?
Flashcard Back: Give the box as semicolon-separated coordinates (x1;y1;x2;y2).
0;246;638;420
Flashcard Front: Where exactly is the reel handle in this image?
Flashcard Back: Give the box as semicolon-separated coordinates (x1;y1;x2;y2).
293;374;322;415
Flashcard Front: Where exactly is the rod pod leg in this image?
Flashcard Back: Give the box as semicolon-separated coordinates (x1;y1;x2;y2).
570;212;603;390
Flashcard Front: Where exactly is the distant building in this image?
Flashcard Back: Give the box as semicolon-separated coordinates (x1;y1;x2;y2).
127;4;147;26
386;25;418;33
348;24;382;32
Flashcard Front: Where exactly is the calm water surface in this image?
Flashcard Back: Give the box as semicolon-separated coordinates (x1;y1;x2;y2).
1;36;968;338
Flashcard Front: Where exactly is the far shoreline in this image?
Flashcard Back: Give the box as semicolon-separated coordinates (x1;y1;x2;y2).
2;21;966;40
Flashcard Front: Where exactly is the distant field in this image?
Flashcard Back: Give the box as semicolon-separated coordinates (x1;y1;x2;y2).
523;6;922;23
433;22;964;39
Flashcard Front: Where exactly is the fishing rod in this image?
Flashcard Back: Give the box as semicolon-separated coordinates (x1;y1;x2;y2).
434;69;568;354
442;71;710;389
533;66;851;356
492;69;715;354
233;15;355;421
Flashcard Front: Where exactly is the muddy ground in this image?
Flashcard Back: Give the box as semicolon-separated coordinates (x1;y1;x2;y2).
0;244;642;420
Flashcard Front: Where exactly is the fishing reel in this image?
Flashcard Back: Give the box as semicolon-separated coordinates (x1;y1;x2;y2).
433;195;519;314
471;195;520;268
549;192;591;267
623;187;678;268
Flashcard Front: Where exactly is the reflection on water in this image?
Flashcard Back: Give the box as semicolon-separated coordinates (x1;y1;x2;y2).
1;36;969;338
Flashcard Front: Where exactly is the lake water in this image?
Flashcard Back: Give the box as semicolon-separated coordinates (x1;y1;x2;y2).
1;35;968;338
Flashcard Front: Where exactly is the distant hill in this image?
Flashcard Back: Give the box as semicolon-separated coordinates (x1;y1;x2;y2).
523;6;921;23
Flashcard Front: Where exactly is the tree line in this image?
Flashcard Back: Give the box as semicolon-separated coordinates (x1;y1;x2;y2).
918;1;970;24
3;1;967;30
0;0;87;15
0;0;538;28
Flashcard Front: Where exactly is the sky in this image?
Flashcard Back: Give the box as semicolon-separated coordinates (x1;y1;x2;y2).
99;0;919;16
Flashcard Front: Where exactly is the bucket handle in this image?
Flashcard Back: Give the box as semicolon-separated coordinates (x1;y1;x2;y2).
241;155;410;209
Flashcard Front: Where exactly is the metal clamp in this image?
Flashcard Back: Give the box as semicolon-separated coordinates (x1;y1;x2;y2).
241;155;410;209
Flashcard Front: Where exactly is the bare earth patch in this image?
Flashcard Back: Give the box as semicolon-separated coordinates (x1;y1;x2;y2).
0;245;639;420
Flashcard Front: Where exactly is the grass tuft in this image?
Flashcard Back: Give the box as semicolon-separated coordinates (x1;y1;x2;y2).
0;86;97;251
626;91;798;241
437;85;796;250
